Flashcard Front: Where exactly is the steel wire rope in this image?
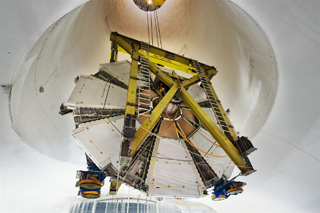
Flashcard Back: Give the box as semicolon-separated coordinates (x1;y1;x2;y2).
150;11;153;45
135;126;244;181
198;130;222;148
165;111;225;158
124;108;235;174
136;127;236;181
153;12;160;47
147;12;150;44
187;86;224;156
135;136;231;184
127;137;194;180
126;12;244;181
138;126;232;166
155;10;162;48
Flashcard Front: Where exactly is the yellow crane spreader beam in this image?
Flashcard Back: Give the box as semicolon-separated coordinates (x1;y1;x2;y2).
110;32;253;175
110;32;217;77
118;46;198;76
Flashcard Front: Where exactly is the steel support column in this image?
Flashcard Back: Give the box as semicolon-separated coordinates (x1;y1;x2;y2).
180;87;251;175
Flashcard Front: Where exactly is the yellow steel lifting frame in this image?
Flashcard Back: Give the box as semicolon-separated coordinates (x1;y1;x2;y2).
118;46;199;76
111;32;217;77
124;44;139;116
207;83;238;141
110;32;254;175
196;63;238;141
179;88;250;175
131;84;179;154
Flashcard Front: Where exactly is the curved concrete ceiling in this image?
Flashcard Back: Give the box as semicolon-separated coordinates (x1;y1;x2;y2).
10;0;277;163
1;0;319;212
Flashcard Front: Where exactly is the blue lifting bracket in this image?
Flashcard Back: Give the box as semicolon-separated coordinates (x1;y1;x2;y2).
75;154;107;199
211;175;246;201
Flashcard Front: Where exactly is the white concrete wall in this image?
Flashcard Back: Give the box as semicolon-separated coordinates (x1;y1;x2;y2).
10;0;277;163
1;0;319;212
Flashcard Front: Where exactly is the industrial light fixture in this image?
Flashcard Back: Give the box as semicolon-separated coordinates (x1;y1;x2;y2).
133;0;165;11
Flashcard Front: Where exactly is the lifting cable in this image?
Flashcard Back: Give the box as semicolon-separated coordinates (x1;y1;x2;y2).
147;12;150;44
155;10;162;48
165;112;225;158
150;12;153;45
184;88;221;148
146;10;162;48
145;10;227;162
154;11;159;48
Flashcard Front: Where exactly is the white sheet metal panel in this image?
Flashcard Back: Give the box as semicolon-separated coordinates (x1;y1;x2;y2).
66;75;127;109
186;87;218;124
187;84;207;103
107;115;141;133
104;84;128;109
72;118;122;170
67;75;109;109
202;108;218;124
189;128;235;179
147;138;202;198
99;60;131;86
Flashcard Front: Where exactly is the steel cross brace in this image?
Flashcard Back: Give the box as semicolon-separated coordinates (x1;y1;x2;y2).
110;32;253;175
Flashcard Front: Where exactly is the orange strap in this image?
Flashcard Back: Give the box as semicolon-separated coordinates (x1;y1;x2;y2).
166;112;225;158
78;179;102;186
198;131;222;148
82;191;99;195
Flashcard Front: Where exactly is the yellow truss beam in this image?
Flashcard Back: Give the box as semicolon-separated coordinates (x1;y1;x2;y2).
118;46;198;76
110;32;253;175
180;87;250;175
111;32;217;78
180;88;249;174
131;84;179;155
124;44;139;116
205;78;238;141
180;68;217;88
